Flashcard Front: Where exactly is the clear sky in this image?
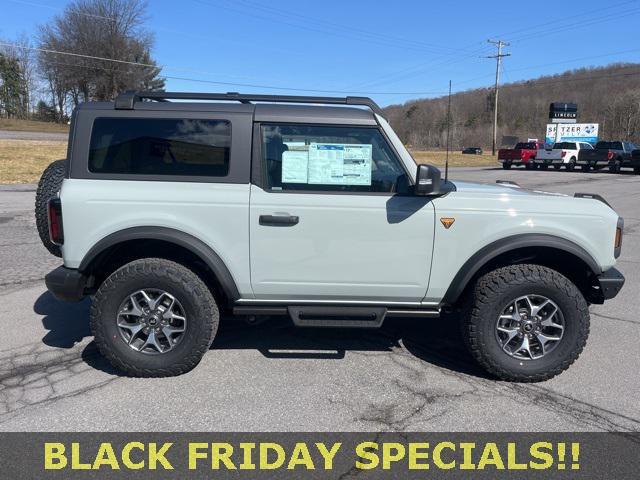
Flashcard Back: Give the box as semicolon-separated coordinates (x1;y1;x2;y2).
2;0;639;106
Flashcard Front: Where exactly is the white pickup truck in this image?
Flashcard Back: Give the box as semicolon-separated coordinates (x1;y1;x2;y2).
534;141;594;171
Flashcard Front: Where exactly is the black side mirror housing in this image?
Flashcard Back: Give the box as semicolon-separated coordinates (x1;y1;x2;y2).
414;164;441;196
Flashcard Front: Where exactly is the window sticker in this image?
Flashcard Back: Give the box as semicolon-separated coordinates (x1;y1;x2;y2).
308;143;372;185
281;150;309;183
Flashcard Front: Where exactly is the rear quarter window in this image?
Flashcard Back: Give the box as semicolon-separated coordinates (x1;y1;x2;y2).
88;118;231;176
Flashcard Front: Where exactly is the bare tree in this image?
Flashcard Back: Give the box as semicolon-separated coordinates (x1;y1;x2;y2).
37;0;164;119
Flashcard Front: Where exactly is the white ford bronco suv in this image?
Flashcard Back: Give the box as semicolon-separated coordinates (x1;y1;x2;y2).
38;91;625;381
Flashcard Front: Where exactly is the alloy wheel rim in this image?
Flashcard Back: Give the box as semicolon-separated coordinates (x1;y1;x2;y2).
495;294;564;360
116;289;187;354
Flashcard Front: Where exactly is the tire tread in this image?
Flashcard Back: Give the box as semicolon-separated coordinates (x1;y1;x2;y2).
463;264;590;382
90;258;218;377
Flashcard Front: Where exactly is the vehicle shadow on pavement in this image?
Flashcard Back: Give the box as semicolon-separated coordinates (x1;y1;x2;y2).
212;313;491;379
34;291;91;349
34;292;490;379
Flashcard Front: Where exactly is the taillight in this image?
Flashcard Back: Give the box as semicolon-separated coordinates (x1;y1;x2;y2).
615;217;624;258
607;151;614;160
561;151;566;158
47;198;64;245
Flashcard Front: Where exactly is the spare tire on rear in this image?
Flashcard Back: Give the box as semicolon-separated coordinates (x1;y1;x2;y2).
35;159;67;257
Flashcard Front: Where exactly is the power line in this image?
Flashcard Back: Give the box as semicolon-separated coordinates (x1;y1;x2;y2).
3;41;638;99
489;0;639;41
0;42;159;69
0;42;448;95
224;0;478;55
6;0;116;21
189;0;480;56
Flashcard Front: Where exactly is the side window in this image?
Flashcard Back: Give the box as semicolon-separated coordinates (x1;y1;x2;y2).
89;118;231;177
261;124;409;193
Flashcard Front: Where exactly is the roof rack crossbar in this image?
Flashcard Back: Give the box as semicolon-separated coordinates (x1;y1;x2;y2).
114;91;385;116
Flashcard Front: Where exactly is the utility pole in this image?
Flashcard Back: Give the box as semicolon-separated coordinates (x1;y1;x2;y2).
486;39;510;155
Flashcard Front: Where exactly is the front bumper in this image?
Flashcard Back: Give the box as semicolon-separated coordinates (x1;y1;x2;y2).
595;267;625;301
45;266;88;302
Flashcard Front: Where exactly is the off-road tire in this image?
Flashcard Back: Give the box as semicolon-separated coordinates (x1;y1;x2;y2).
462;264;589;382
90;258;219;377
501;162;511;170
35;159;67;257
609;159;621;174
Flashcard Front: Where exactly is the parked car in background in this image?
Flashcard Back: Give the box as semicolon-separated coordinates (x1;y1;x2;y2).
631;148;640;175
577;141;637;173
534;141;594;171
498;141;546;170
462;147;483;155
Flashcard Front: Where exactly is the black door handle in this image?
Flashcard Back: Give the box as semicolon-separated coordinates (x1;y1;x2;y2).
259;214;299;226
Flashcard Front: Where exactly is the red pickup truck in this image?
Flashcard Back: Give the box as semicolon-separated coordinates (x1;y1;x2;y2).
498;141;546;170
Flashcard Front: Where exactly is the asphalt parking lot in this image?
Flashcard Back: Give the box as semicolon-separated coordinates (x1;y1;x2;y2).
0;167;638;432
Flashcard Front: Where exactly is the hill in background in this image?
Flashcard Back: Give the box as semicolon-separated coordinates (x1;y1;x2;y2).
384;63;640;150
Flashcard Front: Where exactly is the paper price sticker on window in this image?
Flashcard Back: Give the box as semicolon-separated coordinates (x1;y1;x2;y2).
308;143;372;186
281;150;309;183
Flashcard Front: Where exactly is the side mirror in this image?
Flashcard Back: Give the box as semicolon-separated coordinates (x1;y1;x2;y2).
414;164;441;196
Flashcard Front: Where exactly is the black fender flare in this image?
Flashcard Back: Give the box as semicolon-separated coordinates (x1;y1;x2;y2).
79;226;240;301
441;233;601;305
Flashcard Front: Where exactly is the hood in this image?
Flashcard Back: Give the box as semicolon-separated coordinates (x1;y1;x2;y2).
451;181;567;197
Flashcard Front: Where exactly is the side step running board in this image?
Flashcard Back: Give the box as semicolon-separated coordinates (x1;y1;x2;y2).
232;304;441;328
288;306;387;328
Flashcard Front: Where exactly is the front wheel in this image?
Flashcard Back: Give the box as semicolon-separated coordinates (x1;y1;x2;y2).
539;164;549;170
634;166;640;175
581;164;591;172
90;258;219;377
462;264;589;382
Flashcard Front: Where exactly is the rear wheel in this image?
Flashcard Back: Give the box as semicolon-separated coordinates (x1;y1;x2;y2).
462;264;589;382
553;165;561;170
567;158;576;171
539;164;549;170
35;159;67;257
581;164;591;172
502;162;512;170
525;162;534;170
609;159;621;173
634;166;640;175
90;258;219;377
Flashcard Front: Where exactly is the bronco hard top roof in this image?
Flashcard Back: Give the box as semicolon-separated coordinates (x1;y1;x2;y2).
76;91;383;125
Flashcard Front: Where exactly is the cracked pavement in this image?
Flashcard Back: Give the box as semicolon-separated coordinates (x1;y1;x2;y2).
0;168;638;432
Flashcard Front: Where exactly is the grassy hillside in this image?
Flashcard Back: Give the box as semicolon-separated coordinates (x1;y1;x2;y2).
385;63;640;149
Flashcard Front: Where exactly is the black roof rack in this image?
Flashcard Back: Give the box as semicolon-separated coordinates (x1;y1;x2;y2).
114;91;385;117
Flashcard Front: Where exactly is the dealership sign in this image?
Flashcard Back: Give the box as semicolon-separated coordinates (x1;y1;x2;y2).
545;123;599;144
549;102;578;123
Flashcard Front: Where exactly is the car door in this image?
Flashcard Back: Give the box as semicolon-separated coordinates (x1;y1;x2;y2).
249;123;435;304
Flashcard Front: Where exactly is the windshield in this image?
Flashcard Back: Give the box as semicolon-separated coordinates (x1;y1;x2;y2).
595;141;623;150
554;142;576;149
